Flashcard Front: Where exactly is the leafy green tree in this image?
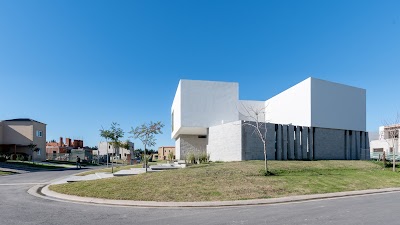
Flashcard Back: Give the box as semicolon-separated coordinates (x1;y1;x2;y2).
100;122;124;173
27;143;40;164
100;127;112;167
130;121;164;172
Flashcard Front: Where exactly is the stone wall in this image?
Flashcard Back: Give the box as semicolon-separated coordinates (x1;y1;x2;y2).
177;135;207;160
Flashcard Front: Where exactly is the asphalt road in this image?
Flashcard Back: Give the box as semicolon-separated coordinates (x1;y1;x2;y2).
0;168;399;225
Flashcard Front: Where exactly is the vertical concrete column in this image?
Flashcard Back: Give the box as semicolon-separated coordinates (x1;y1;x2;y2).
288;125;295;160
282;125;288;160
351;131;356;160
361;131;366;160
301;127;309;160
355;131;360;160
295;126;301;160
345;130;350;160
308;127;313;160
365;132;370;160
266;123;276;160
276;125;282;160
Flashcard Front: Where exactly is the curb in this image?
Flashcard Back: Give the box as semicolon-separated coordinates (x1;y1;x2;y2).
30;184;400;208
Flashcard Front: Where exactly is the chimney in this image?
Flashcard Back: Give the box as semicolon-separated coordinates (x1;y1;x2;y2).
66;138;71;147
73;140;79;148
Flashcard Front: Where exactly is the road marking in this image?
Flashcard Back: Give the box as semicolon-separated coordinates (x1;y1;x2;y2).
0;183;46;186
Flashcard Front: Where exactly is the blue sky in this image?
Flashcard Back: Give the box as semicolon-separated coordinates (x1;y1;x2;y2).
0;0;399;148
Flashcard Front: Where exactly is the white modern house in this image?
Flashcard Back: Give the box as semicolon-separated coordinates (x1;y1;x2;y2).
370;125;400;159
171;77;369;161
98;141;134;160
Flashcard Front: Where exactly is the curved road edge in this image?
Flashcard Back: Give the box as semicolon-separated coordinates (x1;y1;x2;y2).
28;184;400;208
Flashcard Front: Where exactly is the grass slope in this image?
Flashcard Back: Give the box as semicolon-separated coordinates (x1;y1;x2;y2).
49;161;400;202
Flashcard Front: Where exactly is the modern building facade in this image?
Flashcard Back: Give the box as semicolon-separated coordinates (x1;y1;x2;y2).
0;118;47;161
171;78;369;161
98;141;134;160
370;125;400;158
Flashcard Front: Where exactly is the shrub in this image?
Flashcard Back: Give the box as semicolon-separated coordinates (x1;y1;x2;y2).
0;156;6;162
167;151;174;162
16;154;28;161
198;152;208;163
186;152;196;164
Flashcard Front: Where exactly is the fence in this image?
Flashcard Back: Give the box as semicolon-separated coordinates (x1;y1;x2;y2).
370;152;400;161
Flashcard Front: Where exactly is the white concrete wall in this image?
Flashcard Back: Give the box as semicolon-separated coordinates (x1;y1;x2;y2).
370;139;400;155
265;78;312;126
311;78;366;131
238;100;266;122
207;121;242;161
98;142;111;155
370;139;391;155
98;141;134;159
171;81;182;139
172;80;239;139
175;138;181;160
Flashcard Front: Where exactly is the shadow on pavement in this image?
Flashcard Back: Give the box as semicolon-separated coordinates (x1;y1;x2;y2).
0;162;90;174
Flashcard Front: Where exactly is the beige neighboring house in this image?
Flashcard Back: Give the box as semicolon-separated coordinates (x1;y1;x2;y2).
0;118;47;161
158;146;175;160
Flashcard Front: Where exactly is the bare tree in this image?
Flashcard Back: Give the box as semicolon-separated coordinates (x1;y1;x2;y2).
239;103;270;174
382;113;400;172
129;121;164;173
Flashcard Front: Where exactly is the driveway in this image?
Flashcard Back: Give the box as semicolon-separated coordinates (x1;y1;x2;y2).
1;168;400;225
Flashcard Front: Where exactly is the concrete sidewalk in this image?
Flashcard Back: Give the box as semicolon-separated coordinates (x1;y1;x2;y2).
29;182;400;208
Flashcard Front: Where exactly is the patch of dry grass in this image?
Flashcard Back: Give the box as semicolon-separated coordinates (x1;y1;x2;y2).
50;160;400;202
0;171;15;176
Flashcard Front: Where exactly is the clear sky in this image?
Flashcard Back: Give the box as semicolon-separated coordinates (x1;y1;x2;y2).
0;0;399;148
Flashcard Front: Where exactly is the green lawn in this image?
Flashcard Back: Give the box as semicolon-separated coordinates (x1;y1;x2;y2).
5;161;70;169
49;160;400;202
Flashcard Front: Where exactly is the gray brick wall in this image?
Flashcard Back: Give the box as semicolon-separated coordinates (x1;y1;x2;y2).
313;128;346;160
242;122;265;160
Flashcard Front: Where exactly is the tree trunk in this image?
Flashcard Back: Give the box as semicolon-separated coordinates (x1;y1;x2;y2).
383;151;386;169
111;145;114;173
393;142;396;172
144;144;147;173
106;140;109;168
263;141;267;172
